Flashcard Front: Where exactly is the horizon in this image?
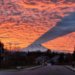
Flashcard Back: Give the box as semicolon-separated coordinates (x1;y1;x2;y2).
4;43;74;53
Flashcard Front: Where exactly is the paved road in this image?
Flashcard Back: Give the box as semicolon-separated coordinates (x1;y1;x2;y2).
0;66;75;75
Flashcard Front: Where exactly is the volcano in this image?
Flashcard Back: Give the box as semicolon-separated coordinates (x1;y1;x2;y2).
19;44;48;52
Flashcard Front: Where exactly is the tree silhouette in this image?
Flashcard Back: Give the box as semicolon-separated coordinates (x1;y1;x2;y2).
58;53;64;63
46;49;51;57
72;50;75;61
0;41;4;55
0;41;4;68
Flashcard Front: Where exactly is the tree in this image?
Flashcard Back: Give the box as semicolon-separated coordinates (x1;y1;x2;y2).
46;49;51;54
0;41;4;68
46;49;51;57
50;51;56;58
72;50;75;61
66;53;72;62
72;46;75;61
0;41;4;53
58;53;64;63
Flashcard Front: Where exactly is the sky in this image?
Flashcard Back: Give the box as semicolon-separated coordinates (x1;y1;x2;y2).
0;0;75;53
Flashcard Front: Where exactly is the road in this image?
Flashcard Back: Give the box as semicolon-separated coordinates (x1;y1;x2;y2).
0;66;75;75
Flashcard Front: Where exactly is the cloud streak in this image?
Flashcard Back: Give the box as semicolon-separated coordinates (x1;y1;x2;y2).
33;12;75;44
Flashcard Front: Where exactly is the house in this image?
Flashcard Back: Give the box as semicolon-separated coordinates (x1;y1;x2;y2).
35;56;50;65
51;55;60;63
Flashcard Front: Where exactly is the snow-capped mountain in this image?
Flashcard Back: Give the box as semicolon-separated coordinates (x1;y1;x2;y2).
19;44;48;52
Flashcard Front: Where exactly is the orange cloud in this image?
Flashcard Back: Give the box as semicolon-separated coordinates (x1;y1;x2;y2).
0;0;75;52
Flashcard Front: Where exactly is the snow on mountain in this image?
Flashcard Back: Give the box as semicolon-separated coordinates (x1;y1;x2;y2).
19;44;48;52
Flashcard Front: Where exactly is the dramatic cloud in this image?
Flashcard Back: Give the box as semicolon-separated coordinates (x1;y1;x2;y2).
0;0;75;52
33;12;75;44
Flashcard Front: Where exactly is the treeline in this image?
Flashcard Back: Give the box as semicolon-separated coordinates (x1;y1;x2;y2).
27;49;75;63
0;41;75;68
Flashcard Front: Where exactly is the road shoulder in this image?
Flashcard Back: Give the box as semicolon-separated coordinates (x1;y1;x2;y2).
0;65;44;72
22;65;44;71
64;65;75;72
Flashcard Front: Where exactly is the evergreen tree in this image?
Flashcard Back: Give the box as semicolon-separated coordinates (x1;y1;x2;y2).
58;53;64;63
72;49;75;61
0;41;4;68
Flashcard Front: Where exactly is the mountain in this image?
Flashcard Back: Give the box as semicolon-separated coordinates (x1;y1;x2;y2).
19;44;48;52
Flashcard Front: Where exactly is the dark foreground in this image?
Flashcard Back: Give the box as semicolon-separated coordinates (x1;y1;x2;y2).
0;66;75;75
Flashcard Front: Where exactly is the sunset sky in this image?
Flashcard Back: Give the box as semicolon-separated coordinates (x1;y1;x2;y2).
0;0;75;53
